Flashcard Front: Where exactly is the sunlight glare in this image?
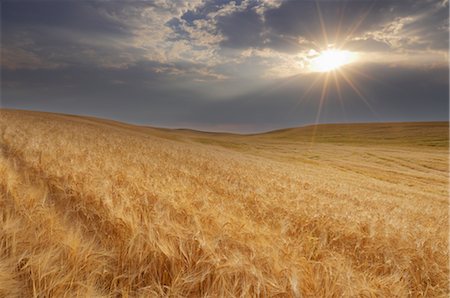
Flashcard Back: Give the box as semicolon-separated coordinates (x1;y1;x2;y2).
310;49;356;72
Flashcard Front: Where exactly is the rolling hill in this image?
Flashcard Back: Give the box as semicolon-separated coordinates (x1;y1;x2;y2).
0;109;448;297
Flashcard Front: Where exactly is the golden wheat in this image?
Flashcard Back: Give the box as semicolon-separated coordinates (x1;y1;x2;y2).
0;109;448;297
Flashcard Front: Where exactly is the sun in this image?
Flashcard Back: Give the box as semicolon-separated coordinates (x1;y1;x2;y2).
310;49;357;72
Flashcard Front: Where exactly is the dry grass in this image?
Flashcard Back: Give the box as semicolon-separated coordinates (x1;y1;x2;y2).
0;109;448;297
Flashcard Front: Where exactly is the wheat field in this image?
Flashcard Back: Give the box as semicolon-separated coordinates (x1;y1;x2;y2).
0;109;448;297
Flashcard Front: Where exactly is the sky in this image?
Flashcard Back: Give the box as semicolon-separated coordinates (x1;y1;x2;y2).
1;0;449;132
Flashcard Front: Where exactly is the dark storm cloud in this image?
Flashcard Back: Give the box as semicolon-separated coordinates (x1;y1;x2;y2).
212;0;449;51
1;1;137;69
217;7;263;48
2;59;225;93
1;1;129;35
264;0;389;38
397;3;449;50
183;63;449;131
3;62;448;132
1;62;207;125
3;0;447;68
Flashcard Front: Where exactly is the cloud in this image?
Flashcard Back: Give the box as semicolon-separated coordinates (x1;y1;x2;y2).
207;0;448;55
1;0;448;132
217;6;264;48
3;62;448;132
1;1;210;69
181;63;449;131
345;38;391;52
2;0;447;73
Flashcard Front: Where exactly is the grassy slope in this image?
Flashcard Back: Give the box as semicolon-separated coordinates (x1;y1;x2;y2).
0;109;448;297
260;122;449;146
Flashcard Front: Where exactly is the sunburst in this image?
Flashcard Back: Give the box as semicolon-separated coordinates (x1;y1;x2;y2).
310;49;357;73
305;0;380;144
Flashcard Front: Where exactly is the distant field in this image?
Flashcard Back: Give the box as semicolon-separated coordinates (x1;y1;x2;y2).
0;109;448;297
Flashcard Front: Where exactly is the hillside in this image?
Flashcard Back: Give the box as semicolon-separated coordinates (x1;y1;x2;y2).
0;109;448;297
259;122;449;147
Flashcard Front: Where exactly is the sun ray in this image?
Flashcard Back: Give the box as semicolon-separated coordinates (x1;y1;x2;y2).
293;1;382;134
332;71;348;120
315;0;329;47
345;66;390;87
341;1;376;48
264;72;309;95
315;73;330;124
287;74;324;118
338;69;380;118
334;0;348;45
310;72;330;145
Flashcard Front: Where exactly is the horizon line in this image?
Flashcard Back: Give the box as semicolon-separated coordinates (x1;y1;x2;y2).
1;107;448;136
